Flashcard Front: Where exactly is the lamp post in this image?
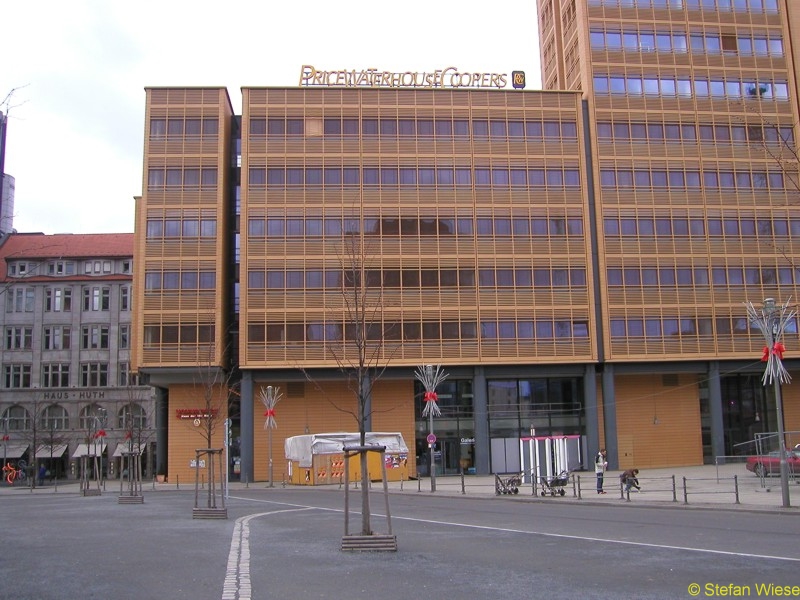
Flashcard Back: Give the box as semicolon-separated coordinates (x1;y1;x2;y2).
415;364;448;493
746;297;795;508
259;385;281;488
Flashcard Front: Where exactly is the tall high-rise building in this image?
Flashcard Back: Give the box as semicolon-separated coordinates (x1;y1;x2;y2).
134;2;800;483
538;0;800;462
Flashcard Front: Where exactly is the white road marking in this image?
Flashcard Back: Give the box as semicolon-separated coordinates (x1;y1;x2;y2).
221;508;314;600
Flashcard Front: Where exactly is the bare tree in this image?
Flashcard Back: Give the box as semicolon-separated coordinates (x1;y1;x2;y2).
187;338;236;515
116;383;156;493
303;231;398;536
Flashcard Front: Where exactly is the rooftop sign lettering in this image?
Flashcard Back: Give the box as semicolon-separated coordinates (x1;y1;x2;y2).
299;65;512;89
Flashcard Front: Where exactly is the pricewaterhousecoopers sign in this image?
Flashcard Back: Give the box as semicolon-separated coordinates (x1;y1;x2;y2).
299;65;526;90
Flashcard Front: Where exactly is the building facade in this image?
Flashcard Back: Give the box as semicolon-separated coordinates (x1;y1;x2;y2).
538;0;800;464
0;233;154;481
134;0;800;483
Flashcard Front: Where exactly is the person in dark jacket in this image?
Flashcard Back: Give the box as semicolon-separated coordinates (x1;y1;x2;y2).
620;468;641;493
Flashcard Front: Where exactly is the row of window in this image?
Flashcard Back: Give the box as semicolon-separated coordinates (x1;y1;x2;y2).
592;75;789;100
247;217;584;238
590;30;784;57
588;0;779;11
143;271;216;291
5;325;130;350
149;118;219;137
4;363;114;388
6;287;129;314
249;118;579;141
607;266;799;286
147;167;218;188
247;268;587;290
1;403;147;430
604;216;800;237
596;121;794;145
246;319;591;343
249;166;582;188
610;316;797;338
141;324;215;345
7;260;131;278
145;219;217;239
599;168;785;190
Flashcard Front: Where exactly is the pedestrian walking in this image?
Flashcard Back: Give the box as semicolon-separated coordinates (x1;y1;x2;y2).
38;464;46;486
620;468;641;493
595;449;608;494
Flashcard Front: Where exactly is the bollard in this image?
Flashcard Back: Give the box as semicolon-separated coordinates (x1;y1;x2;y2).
460;471;465;495
682;476;688;504
671;474;677;502
400;473;404;491
577;474;582;500
418;476;421;492
734;474;740;504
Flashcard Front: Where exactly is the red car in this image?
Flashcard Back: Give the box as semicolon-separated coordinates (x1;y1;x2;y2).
746;450;800;477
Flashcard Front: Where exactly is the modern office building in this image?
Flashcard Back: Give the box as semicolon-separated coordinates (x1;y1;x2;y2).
134;0;800;483
0;233;154;480
538;0;800;464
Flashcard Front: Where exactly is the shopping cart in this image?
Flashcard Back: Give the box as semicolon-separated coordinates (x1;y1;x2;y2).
539;470;570;497
495;472;523;495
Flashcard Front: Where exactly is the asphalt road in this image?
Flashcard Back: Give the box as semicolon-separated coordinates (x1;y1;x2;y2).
1;487;798;599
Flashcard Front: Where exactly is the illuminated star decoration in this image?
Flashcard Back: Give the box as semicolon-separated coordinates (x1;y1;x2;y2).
745;298;796;386
259;386;282;430
414;364;449;418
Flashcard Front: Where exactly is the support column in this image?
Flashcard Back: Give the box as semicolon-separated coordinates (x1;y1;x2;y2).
155;387;168;478
708;361;725;463
601;364;618;470
240;371;254;484
473;366;489;474
584;364;599;471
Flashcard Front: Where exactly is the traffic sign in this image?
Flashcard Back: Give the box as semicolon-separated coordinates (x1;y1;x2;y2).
426;433;436;444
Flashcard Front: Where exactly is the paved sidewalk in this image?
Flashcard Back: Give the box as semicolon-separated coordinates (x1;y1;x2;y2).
382;464;800;512
2;464;798;513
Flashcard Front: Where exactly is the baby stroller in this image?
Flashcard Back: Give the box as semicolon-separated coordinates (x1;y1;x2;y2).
495;473;523;495
539;470;570;497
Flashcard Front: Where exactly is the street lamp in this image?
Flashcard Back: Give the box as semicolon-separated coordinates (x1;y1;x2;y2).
259;385;282;488
746;297;795;508
415;364;448;492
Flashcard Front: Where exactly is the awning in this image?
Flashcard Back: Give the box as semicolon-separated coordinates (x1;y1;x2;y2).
36;444;68;458
1;443;29;460
113;442;144;457
71;442;107;458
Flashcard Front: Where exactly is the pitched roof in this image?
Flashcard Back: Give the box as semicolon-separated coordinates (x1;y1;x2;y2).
0;232;133;280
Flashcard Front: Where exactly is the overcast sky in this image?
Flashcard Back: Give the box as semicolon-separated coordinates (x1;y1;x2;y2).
2;0;541;235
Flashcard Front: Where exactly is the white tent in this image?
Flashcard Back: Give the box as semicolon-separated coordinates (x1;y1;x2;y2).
284;432;408;468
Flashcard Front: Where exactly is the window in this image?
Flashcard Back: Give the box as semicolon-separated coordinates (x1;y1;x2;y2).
2;405;30;430
81;363;109;387
42;364;70;388
45;287;72;312
6;288;34;313
5;327;32;350
40;405;69;430
44;326;71;350
120;286;130;311
83;287;111;311
118;403;147;429
81;325;110;349
4;365;31;388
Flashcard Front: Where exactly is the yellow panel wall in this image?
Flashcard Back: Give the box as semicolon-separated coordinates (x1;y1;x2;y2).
251;378;416;483
614;374;703;469
166;383;227;485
